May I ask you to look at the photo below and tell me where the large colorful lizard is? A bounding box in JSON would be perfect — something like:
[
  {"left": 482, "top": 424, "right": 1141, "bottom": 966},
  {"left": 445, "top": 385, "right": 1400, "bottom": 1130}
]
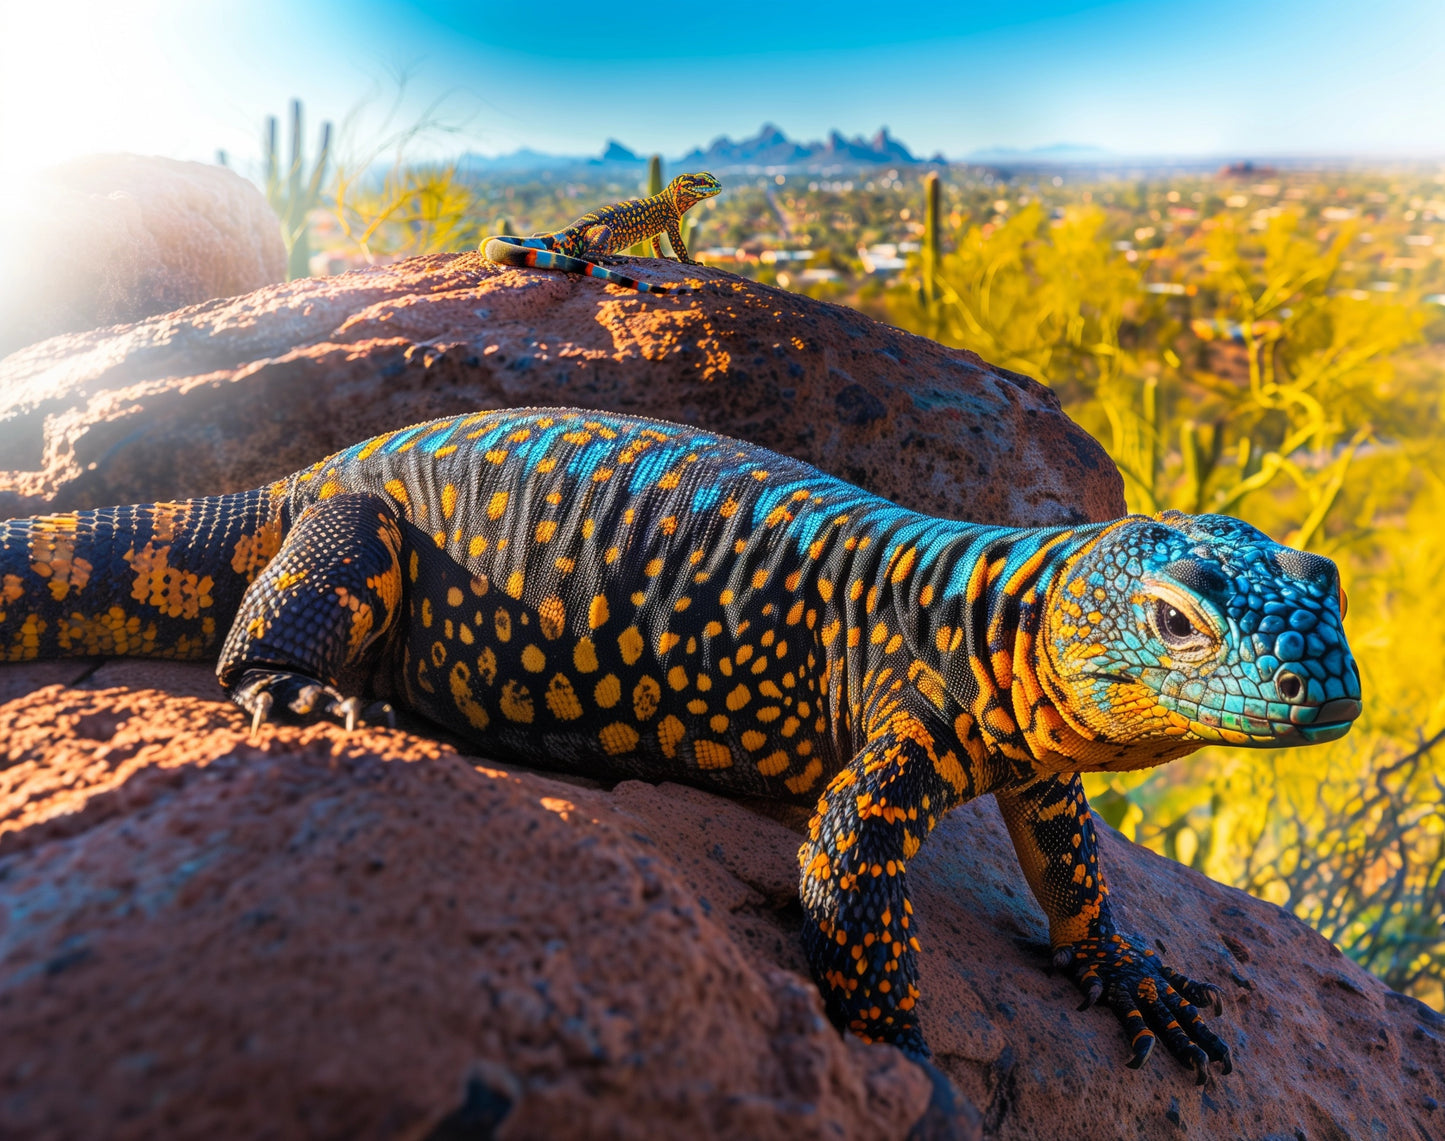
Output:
[
  {"left": 481, "top": 173, "right": 722, "bottom": 294},
  {"left": 0, "top": 407, "right": 1361, "bottom": 1083}
]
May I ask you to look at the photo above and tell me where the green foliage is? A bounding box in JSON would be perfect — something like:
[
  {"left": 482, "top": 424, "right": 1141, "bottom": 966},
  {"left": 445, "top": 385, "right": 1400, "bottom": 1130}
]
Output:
[
  {"left": 885, "top": 177, "right": 1445, "bottom": 1008},
  {"left": 331, "top": 162, "right": 483, "bottom": 262},
  {"left": 264, "top": 100, "right": 332, "bottom": 280}
]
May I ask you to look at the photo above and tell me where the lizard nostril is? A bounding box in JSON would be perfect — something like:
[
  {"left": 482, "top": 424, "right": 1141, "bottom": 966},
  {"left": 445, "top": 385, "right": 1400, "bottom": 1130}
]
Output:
[{"left": 1277, "top": 672, "right": 1303, "bottom": 701}]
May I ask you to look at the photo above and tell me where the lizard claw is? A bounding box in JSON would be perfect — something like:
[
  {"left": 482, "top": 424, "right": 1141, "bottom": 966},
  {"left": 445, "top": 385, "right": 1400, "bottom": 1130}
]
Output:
[
  {"left": 1055, "top": 924, "right": 1234, "bottom": 1079},
  {"left": 337, "top": 696, "right": 363, "bottom": 733},
  {"left": 249, "top": 691, "right": 273, "bottom": 744}
]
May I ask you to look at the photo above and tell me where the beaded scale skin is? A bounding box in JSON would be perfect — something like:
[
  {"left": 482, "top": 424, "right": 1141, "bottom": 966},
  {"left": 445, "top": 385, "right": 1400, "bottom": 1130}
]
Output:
[
  {"left": 0, "top": 407, "right": 1362, "bottom": 1082},
  {"left": 481, "top": 173, "right": 722, "bottom": 294}
]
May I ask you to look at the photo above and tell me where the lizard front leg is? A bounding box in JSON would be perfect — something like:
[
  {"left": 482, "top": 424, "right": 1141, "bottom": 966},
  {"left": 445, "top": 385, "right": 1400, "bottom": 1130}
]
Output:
[
  {"left": 798, "top": 727, "right": 943, "bottom": 1060},
  {"left": 218, "top": 493, "right": 403, "bottom": 735},
  {"left": 994, "top": 773, "right": 1232, "bottom": 1082},
  {"left": 667, "top": 220, "right": 699, "bottom": 265}
]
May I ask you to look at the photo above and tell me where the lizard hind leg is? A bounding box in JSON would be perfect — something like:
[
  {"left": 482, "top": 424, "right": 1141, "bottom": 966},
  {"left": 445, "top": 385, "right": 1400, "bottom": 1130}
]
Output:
[{"left": 219, "top": 493, "right": 404, "bottom": 733}]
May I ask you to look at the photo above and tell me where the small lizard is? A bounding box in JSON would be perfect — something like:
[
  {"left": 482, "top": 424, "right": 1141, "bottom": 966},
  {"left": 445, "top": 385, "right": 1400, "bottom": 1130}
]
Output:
[{"left": 481, "top": 172, "right": 722, "bottom": 294}]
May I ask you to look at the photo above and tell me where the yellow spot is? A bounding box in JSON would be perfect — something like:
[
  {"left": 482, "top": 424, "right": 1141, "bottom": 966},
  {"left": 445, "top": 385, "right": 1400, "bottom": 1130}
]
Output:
[
  {"left": 605, "top": 547, "right": 620, "bottom": 564},
  {"left": 633, "top": 675, "right": 662, "bottom": 721},
  {"left": 658, "top": 715, "right": 686, "bottom": 758},
  {"left": 499, "top": 680, "right": 534, "bottom": 723},
  {"left": 704, "top": 620, "right": 723, "bottom": 638},
  {"left": 658, "top": 631, "right": 681, "bottom": 654},
  {"left": 694, "top": 740, "right": 734, "bottom": 770},
  {"left": 446, "top": 586, "right": 465, "bottom": 608},
  {"left": 600, "top": 722, "right": 640, "bottom": 755},
  {"left": 535, "top": 520, "right": 557, "bottom": 542},
  {"left": 538, "top": 595, "right": 566, "bottom": 640},
  {"left": 588, "top": 594, "right": 610, "bottom": 628},
  {"left": 521, "top": 644, "right": 546, "bottom": 672},
  {"left": 574, "top": 637, "right": 599, "bottom": 673},
  {"left": 696, "top": 673, "right": 712, "bottom": 691},
  {"left": 726, "top": 684, "right": 751, "bottom": 711},
  {"left": 595, "top": 674, "right": 622, "bottom": 708},
  {"left": 487, "top": 491, "right": 509, "bottom": 519},
  {"left": 673, "top": 596, "right": 691, "bottom": 612},
  {"left": 545, "top": 674, "right": 583, "bottom": 720},
  {"left": 618, "top": 625, "right": 644, "bottom": 665},
  {"left": 668, "top": 665, "right": 689, "bottom": 690},
  {"left": 758, "top": 751, "right": 790, "bottom": 777},
  {"left": 631, "top": 591, "right": 646, "bottom": 606},
  {"left": 711, "top": 714, "right": 730, "bottom": 733},
  {"left": 720, "top": 588, "right": 735, "bottom": 605},
  {"left": 506, "top": 570, "right": 524, "bottom": 599},
  {"left": 441, "top": 483, "right": 458, "bottom": 520},
  {"left": 645, "top": 557, "right": 664, "bottom": 577},
  {"left": 494, "top": 608, "right": 512, "bottom": 641},
  {"left": 741, "top": 730, "right": 767, "bottom": 751},
  {"left": 757, "top": 706, "right": 782, "bottom": 722},
  {"left": 448, "top": 662, "right": 490, "bottom": 730},
  {"left": 468, "top": 536, "right": 488, "bottom": 557},
  {"left": 720, "top": 498, "right": 739, "bottom": 518},
  {"left": 786, "top": 759, "right": 824, "bottom": 794}
]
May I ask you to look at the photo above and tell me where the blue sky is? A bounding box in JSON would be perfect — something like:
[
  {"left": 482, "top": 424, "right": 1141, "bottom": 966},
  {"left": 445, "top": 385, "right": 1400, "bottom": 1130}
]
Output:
[{"left": 1, "top": 0, "right": 1442, "bottom": 180}]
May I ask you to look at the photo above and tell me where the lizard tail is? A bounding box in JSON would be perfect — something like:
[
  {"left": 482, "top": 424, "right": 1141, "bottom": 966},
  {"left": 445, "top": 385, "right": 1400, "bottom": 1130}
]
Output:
[
  {"left": 482, "top": 237, "right": 684, "bottom": 295},
  {"left": 0, "top": 491, "right": 284, "bottom": 663}
]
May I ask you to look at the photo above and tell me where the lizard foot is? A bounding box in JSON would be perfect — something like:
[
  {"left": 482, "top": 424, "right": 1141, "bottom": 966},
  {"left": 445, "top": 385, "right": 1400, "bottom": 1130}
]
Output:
[
  {"left": 230, "top": 668, "right": 394, "bottom": 736},
  {"left": 1053, "top": 927, "right": 1233, "bottom": 1083}
]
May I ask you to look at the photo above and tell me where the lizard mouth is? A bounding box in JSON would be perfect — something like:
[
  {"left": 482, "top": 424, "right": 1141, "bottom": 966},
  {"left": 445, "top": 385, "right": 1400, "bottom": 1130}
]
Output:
[{"left": 1184, "top": 697, "right": 1362, "bottom": 747}]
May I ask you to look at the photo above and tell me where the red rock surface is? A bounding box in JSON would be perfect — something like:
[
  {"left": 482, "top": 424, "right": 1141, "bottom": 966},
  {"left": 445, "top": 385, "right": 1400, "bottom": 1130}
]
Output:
[
  {"left": 0, "top": 662, "right": 935, "bottom": 1141},
  {"left": 3, "top": 661, "right": 1441, "bottom": 1140},
  {"left": 0, "top": 255, "right": 1123, "bottom": 525},
  {"left": 0, "top": 155, "right": 286, "bottom": 359}
]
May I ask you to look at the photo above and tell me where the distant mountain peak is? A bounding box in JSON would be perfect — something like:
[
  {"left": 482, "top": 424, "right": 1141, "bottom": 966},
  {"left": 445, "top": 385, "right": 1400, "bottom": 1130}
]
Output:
[{"left": 682, "top": 124, "right": 923, "bottom": 169}]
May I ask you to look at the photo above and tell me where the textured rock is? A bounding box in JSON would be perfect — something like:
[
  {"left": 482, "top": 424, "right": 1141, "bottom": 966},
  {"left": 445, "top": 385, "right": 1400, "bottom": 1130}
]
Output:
[
  {"left": 3, "top": 661, "right": 1441, "bottom": 1140},
  {"left": 0, "top": 256, "right": 1123, "bottom": 525},
  {"left": 0, "top": 663, "right": 935, "bottom": 1141},
  {"left": 0, "top": 154, "right": 285, "bottom": 360}
]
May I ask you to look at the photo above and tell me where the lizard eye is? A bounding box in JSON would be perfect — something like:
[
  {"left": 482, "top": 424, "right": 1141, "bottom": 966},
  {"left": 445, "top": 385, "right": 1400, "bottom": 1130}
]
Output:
[
  {"left": 1157, "top": 600, "right": 1195, "bottom": 641},
  {"left": 1150, "top": 597, "right": 1215, "bottom": 655}
]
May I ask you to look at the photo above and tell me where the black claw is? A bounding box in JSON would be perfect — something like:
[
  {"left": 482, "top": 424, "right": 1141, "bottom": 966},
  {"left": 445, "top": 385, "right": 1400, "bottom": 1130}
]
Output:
[
  {"left": 1194, "top": 1058, "right": 1209, "bottom": 1086},
  {"left": 1077, "top": 979, "right": 1104, "bottom": 1011},
  {"left": 1052, "top": 947, "right": 1075, "bottom": 970},
  {"left": 1127, "top": 1036, "right": 1155, "bottom": 1069}
]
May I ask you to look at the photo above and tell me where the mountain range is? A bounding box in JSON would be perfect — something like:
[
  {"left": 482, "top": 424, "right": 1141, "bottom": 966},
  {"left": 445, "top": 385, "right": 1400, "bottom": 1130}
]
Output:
[{"left": 458, "top": 124, "right": 948, "bottom": 175}]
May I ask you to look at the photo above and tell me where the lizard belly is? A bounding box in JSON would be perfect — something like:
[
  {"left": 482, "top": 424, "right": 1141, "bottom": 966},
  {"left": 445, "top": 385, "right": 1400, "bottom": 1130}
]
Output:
[{"left": 397, "top": 521, "right": 844, "bottom": 799}]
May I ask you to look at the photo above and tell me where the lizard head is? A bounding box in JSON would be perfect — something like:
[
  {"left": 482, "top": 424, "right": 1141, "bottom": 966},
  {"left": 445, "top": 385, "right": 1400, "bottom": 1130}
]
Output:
[
  {"left": 1036, "top": 511, "right": 1360, "bottom": 767},
  {"left": 669, "top": 172, "right": 722, "bottom": 211}
]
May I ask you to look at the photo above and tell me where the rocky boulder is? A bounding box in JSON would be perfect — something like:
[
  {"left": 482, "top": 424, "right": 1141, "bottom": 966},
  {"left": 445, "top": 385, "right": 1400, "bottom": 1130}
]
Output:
[
  {"left": 0, "top": 155, "right": 286, "bottom": 360},
  {"left": 2, "top": 660, "right": 1441, "bottom": 1140},
  {"left": 0, "top": 256, "right": 1122, "bottom": 525}
]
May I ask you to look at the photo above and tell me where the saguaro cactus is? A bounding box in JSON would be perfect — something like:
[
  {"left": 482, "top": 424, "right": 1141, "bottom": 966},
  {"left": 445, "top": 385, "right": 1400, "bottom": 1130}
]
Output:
[
  {"left": 922, "top": 171, "right": 941, "bottom": 303},
  {"left": 628, "top": 155, "right": 665, "bottom": 257},
  {"left": 265, "top": 99, "right": 333, "bottom": 280}
]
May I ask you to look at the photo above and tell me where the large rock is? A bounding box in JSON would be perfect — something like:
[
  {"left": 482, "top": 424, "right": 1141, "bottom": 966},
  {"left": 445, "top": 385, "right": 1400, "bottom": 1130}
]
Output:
[
  {"left": 2, "top": 661, "right": 1441, "bottom": 1140},
  {"left": 0, "top": 257, "right": 1123, "bottom": 524},
  {"left": 0, "top": 155, "right": 286, "bottom": 360}
]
